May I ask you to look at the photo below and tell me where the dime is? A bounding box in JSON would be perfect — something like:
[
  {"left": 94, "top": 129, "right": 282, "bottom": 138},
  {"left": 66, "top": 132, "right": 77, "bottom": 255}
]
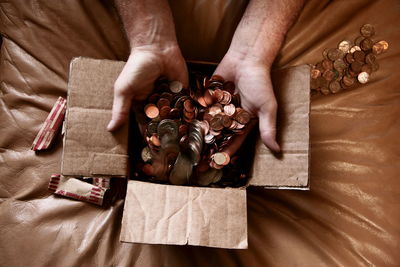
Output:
[
  {"left": 223, "top": 104, "right": 236, "bottom": 116},
  {"left": 212, "top": 152, "right": 230, "bottom": 166},
  {"left": 169, "top": 81, "right": 183, "bottom": 93},
  {"left": 360, "top": 24, "right": 375, "bottom": 37},
  {"left": 141, "top": 146, "right": 152, "bottom": 162},
  {"left": 357, "top": 72, "right": 370, "bottom": 84},
  {"left": 144, "top": 104, "right": 159, "bottom": 119},
  {"left": 338, "top": 40, "right": 352, "bottom": 53}
]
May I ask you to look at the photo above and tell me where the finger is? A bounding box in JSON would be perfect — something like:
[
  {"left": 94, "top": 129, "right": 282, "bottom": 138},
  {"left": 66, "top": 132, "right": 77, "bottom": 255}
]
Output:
[
  {"left": 258, "top": 101, "right": 280, "bottom": 152},
  {"left": 221, "top": 119, "right": 257, "bottom": 157},
  {"left": 107, "top": 83, "right": 133, "bottom": 131},
  {"left": 165, "top": 59, "right": 189, "bottom": 88}
]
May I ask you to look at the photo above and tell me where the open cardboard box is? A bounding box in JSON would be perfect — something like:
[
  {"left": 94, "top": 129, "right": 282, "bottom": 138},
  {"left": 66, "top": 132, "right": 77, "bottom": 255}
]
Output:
[{"left": 63, "top": 58, "right": 310, "bottom": 249}]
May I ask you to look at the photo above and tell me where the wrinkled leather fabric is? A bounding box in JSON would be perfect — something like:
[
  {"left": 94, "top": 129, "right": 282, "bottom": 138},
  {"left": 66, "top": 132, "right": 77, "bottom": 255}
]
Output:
[{"left": 0, "top": 0, "right": 399, "bottom": 266}]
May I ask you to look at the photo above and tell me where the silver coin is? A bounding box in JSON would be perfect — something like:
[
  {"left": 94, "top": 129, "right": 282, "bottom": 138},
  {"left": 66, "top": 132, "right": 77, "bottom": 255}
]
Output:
[
  {"left": 169, "top": 153, "right": 193, "bottom": 185},
  {"left": 157, "top": 119, "right": 178, "bottom": 139}
]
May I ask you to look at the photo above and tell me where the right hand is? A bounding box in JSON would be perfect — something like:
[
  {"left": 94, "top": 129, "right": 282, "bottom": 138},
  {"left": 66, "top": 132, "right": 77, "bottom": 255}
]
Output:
[{"left": 107, "top": 44, "right": 188, "bottom": 131}]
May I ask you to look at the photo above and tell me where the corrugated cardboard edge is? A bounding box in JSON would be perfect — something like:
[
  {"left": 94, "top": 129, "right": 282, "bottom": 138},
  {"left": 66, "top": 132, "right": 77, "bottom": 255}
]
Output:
[
  {"left": 120, "top": 181, "right": 248, "bottom": 249},
  {"left": 249, "top": 64, "right": 311, "bottom": 190}
]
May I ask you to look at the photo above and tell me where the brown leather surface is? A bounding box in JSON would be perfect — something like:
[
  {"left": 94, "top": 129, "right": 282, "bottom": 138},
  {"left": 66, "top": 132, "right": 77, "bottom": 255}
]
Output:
[{"left": 0, "top": 0, "right": 399, "bottom": 266}]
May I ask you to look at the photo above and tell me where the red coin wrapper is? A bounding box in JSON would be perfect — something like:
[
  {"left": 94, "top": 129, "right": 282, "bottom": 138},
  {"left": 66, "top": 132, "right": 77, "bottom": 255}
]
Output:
[{"left": 31, "top": 97, "right": 66, "bottom": 151}]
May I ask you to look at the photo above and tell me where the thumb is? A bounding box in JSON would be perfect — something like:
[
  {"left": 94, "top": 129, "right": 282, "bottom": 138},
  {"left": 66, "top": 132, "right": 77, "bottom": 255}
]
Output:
[
  {"left": 258, "top": 101, "right": 280, "bottom": 152},
  {"left": 107, "top": 79, "right": 134, "bottom": 131}
]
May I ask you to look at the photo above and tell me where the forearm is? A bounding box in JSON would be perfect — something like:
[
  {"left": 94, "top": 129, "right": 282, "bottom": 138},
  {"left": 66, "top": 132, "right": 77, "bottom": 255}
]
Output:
[
  {"left": 227, "top": 0, "right": 304, "bottom": 66},
  {"left": 114, "top": 0, "right": 178, "bottom": 49}
]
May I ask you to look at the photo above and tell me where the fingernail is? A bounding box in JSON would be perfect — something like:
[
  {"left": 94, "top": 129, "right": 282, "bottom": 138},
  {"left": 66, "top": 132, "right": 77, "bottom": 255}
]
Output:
[
  {"left": 107, "top": 120, "right": 115, "bottom": 131},
  {"left": 273, "top": 141, "right": 281, "bottom": 152}
]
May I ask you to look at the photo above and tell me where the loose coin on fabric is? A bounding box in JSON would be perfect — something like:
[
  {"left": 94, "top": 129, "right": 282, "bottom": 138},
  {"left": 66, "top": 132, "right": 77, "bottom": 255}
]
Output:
[
  {"left": 360, "top": 24, "right": 375, "bottom": 37},
  {"left": 350, "top": 46, "right": 361, "bottom": 53},
  {"left": 338, "top": 40, "right": 352, "bottom": 53},
  {"left": 357, "top": 72, "right": 370, "bottom": 84},
  {"left": 329, "top": 81, "right": 341, "bottom": 94}
]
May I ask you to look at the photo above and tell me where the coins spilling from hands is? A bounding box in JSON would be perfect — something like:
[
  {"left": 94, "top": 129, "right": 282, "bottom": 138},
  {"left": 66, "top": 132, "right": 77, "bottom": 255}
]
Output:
[
  {"left": 310, "top": 24, "right": 389, "bottom": 96},
  {"left": 137, "top": 74, "right": 252, "bottom": 186}
]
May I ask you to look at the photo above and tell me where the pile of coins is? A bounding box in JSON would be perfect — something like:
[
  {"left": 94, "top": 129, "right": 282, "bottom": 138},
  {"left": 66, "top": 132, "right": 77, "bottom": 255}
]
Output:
[
  {"left": 310, "top": 24, "right": 389, "bottom": 95},
  {"left": 136, "top": 74, "right": 252, "bottom": 186}
]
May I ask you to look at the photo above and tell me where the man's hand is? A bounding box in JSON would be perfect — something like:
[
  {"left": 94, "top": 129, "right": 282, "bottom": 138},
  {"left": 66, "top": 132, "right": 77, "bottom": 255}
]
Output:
[
  {"left": 215, "top": 0, "right": 304, "bottom": 151},
  {"left": 109, "top": 0, "right": 187, "bottom": 131},
  {"left": 107, "top": 45, "right": 187, "bottom": 131},
  {"left": 214, "top": 52, "right": 279, "bottom": 151}
]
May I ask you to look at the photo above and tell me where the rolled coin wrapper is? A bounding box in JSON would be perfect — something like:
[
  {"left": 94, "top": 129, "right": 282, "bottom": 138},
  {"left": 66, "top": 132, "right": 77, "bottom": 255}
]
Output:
[
  {"left": 31, "top": 97, "right": 66, "bottom": 151},
  {"left": 48, "top": 174, "right": 107, "bottom": 206}
]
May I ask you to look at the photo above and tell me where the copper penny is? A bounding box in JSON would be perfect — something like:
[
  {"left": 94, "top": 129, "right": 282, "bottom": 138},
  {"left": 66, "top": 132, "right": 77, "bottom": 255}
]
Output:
[
  {"left": 183, "top": 99, "right": 195, "bottom": 112},
  {"left": 144, "top": 104, "right": 159, "bottom": 119},
  {"left": 360, "top": 24, "right": 375, "bottom": 37},
  {"left": 223, "top": 81, "right": 235, "bottom": 94},
  {"left": 221, "top": 115, "right": 233, "bottom": 128},
  {"left": 210, "top": 75, "right": 224, "bottom": 83},
  {"left": 213, "top": 89, "right": 224, "bottom": 103},
  {"left": 322, "top": 69, "right": 334, "bottom": 81},
  {"left": 157, "top": 98, "right": 170, "bottom": 109},
  {"left": 361, "top": 64, "right": 372, "bottom": 74},
  {"left": 365, "top": 53, "right": 376, "bottom": 65},
  {"left": 220, "top": 91, "right": 232, "bottom": 105},
  {"left": 159, "top": 106, "right": 171, "bottom": 119},
  {"left": 209, "top": 104, "right": 223, "bottom": 115},
  {"left": 345, "top": 53, "right": 355, "bottom": 64},
  {"left": 150, "top": 134, "right": 161, "bottom": 147},
  {"left": 322, "top": 59, "right": 333, "bottom": 70},
  {"left": 235, "top": 109, "right": 251, "bottom": 124},
  {"left": 178, "top": 124, "right": 188, "bottom": 137},
  {"left": 360, "top": 38, "right": 373, "bottom": 51},
  {"left": 169, "top": 108, "right": 181, "bottom": 119},
  {"left": 329, "top": 81, "right": 341, "bottom": 94},
  {"left": 210, "top": 117, "right": 224, "bottom": 131},
  {"left": 320, "top": 86, "right": 330, "bottom": 95},
  {"left": 333, "top": 59, "right": 347, "bottom": 72},
  {"left": 342, "top": 75, "right": 355, "bottom": 87},
  {"left": 354, "top": 36, "right": 364, "bottom": 46},
  {"left": 204, "top": 90, "right": 214, "bottom": 106},
  {"left": 353, "top": 50, "right": 365, "bottom": 62},
  {"left": 327, "top": 48, "right": 341, "bottom": 61},
  {"left": 197, "top": 96, "right": 207, "bottom": 108},
  {"left": 311, "top": 68, "right": 321, "bottom": 79},
  {"left": 322, "top": 48, "right": 330, "bottom": 59},
  {"left": 350, "top": 61, "right": 363, "bottom": 73}
]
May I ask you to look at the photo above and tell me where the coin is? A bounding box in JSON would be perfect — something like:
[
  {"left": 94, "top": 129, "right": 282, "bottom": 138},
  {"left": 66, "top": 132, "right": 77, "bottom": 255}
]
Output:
[
  {"left": 345, "top": 53, "right": 355, "bottom": 64},
  {"left": 322, "top": 69, "right": 334, "bottom": 81},
  {"left": 360, "top": 38, "right": 373, "bottom": 51},
  {"left": 169, "top": 108, "right": 181, "bottom": 119},
  {"left": 150, "top": 134, "right": 161, "bottom": 147},
  {"left": 353, "top": 50, "right": 365, "bottom": 62},
  {"left": 178, "top": 124, "right": 188, "bottom": 137},
  {"left": 338, "top": 40, "right": 352, "bottom": 53},
  {"left": 159, "top": 106, "right": 171, "bottom": 119},
  {"left": 361, "top": 64, "right": 372, "bottom": 74},
  {"left": 141, "top": 146, "right": 152, "bottom": 162},
  {"left": 320, "top": 87, "right": 330, "bottom": 95},
  {"left": 365, "top": 53, "right": 376, "bottom": 65},
  {"left": 210, "top": 75, "right": 224, "bottom": 83},
  {"left": 327, "top": 48, "right": 341, "bottom": 61},
  {"left": 354, "top": 36, "right": 364, "bottom": 46},
  {"left": 322, "top": 48, "right": 330, "bottom": 59},
  {"left": 220, "top": 91, "right": 232, "bottom": 105},
  {"left": 157, "top": 98, "right": 170, "bottom": 109},
  {"left": 204, "top": 90, "right": 214, "bottom": 106},
  {"left": 195, "top": 168, "right": 223, "bottom": 186},
  {"left": 223, "top": 104, "right": 236, "bottom": 116},
  {"left": 377, "top": 40, "right": 389, "bottom": 51},
  {"left": 329, "top": 81, "right": 341, "bottom": 93},
  {"left": 209, "top": 104, "right": 223, "bottom": 115},
  {"left": 210, "top": 117, "right": 224, "bottom": 131},
  {"left": 334, "top": 59, "right": 347, "bottom": 72},
  {"left": 360, "top": 24, "right": 375, "bottom": 37},
  {"left": 183, "top": 99, "right": 195, "bottom": 112},
  {"left": 157, "top": 119, "right": 178, "bottom": 139},
  {"left": 235, "top": 109, "right": 251, "bottom": 124},
  {"left": 357, "top": 72, "right": 370, "bottom": 84},
  {"left": 372, "top": 42, "right": 385, "bottom": 55},
  {"left": 212, "top": 152, "right": 230, "bottom": 166},
  {"left": 214, "top": 89, "right": 224, "bottom": 103},
  {"left": 144, "top": 104, "right": 159, "bottom": 119},
  {"left": 350, "top": 46, "right": 361, "bottom": 53},
  {"left": 342, "top": 75, "right": 356, "bottom": 87},
  {"left": 204, "top": 134, "right": 215, "bottom": 144},
  {"left": 169, "top": 81, "right": 183, "bottom": 93},
  {"left": 147, "top": 121, "right": 159, "bottom": 136},
  {"left": 350, "top": 61, "right": 363, "bottom": 73},
  {"left": 310, "top": 68, "right": 321, "bottom": 79}
]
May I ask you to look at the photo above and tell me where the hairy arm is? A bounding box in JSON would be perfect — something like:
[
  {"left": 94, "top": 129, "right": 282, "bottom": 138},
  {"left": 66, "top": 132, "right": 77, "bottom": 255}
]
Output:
[
  {"left": 215, "top": 0, "right": 304, "bottom": 151},
  {"left": 108, "top": 0, "right": 187, "bottom": 131}
]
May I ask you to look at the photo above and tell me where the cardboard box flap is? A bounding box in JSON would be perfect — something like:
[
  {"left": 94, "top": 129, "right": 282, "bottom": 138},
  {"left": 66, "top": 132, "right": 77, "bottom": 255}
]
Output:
[
  {"left": 61, "top": 58, "right": 129, "bottom": 177},
  {"left": 250, "top": 65, "right": 310, "bottom": 188},
  {"left": 120, "top": 180, "right": 248, "bottom": 249}
]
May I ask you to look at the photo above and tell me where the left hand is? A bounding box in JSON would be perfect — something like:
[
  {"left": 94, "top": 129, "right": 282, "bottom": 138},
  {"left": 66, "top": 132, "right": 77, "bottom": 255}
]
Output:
[{"left": 214, "top": 51, "right": 280, "bottom": 152}]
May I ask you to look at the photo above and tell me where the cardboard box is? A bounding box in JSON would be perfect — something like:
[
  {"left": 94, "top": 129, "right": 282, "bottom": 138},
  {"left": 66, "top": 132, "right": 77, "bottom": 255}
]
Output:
[
  {"left": 64, "top": 58, "right": 310, "bottom": 249},
  {"left": 61, "top": 58, "right": 129, "bottom": 177}
]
